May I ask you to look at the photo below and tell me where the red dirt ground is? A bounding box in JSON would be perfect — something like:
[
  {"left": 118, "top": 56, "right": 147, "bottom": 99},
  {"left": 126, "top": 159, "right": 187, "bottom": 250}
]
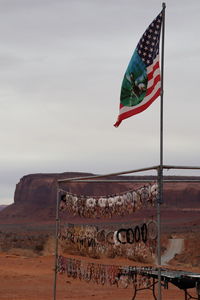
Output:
[{"left": 0, "top": 253, "right": 199, "bottom": 300}]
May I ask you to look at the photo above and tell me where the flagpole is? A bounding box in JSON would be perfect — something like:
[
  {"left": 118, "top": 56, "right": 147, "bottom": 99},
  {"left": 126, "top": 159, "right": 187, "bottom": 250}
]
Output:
[{"left": 157, "top": 2, "right": 166, "bottom": 300}]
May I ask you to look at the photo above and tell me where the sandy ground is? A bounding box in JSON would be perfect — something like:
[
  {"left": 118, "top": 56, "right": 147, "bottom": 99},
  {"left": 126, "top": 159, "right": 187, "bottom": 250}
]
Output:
[{"left": 0, "top": 253, "right": 198, "bottom": 300}]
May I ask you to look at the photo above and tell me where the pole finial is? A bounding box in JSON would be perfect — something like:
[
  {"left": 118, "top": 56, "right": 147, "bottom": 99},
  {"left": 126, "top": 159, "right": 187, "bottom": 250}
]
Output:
[{"left": 162, "top": 2, "right": 166, "bottom": 9}]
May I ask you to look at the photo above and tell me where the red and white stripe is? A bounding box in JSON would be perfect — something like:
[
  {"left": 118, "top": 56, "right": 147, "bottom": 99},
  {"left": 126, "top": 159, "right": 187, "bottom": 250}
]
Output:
[{"left": 114, "top": 55, "right": 161, "bottom": 127}]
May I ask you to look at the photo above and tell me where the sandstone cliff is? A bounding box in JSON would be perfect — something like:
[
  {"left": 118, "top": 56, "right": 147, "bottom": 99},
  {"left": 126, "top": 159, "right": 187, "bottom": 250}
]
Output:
[{"left": 0, "top": 172, "right": 200, "bottom": 224}]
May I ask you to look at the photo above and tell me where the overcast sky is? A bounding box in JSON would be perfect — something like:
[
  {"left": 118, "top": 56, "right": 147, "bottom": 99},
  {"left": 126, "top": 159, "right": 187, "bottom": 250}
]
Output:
[{"left": 0, "top": 0, "right": 200, "bottom": 205}]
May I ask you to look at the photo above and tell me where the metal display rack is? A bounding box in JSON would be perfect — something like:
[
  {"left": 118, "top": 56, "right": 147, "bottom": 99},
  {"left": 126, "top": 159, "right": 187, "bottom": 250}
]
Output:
[{"left": 53, "top": 164, "right": 200, "bottom": 300}]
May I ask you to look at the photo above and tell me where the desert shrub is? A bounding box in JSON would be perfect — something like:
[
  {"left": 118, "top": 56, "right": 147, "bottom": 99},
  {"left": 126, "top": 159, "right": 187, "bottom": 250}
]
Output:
[
  {"left": 35, "top": 244, "right": 44, "bottom": 252},
  {"left": 7, "top": 248, "right": 38, "bottom": 257}
]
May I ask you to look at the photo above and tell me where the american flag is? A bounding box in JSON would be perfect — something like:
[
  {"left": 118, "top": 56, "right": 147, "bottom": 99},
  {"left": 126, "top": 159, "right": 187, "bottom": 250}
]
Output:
[{"left": 114, "top": 12, "right": 163, "bottom": 127}]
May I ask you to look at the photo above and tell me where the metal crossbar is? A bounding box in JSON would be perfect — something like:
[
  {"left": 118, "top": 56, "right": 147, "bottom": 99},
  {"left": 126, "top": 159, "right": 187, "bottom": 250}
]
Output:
[{"left": 57, "top": 165, "right": 200, "bottom": 183}]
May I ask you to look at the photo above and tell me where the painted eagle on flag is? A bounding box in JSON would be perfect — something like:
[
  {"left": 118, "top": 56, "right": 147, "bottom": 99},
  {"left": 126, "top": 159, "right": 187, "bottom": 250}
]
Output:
[{"left": 114, "top": 12, "right": 163, "bottom": 127}]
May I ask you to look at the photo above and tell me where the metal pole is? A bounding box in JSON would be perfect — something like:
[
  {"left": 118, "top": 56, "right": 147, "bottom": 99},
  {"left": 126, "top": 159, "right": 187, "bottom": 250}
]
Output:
[
  {"left": 163, "top": 165, "right": 200, "bottom": 170},
  {"left": 57, "top": 164, "right": 200, "bottom": 184},
  {"left": 59, "top": 179, "right": 200, "bottom": 184},
  {"left": 53, "top": 188, "right": 60, "bottom": 300},
  {"left": 57, "top": 165, "right": 159, "bottom": 183},
  {"left": 157, "top": 167, "right": 162, "bottom": 300},
  {"left": 157, "top": 3, "right": 166, "bottom": 300}
]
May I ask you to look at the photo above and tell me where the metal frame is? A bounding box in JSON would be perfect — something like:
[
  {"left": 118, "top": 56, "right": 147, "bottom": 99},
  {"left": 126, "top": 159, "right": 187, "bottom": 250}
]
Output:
[
  {"left": 131, "top": 278, "right": 200, "bottom": 300},
  {"left": 53, "top": 164, "right": 200, "bottom": 300},
  {"left": 184, "top": 289, "right": 200, "bottom": 300}
]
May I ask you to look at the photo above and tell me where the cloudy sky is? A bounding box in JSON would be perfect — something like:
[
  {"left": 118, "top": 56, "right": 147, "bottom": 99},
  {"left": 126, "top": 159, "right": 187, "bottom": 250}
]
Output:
[{"left": 0, "top": 0, "right": 200, "bottom": 205}]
